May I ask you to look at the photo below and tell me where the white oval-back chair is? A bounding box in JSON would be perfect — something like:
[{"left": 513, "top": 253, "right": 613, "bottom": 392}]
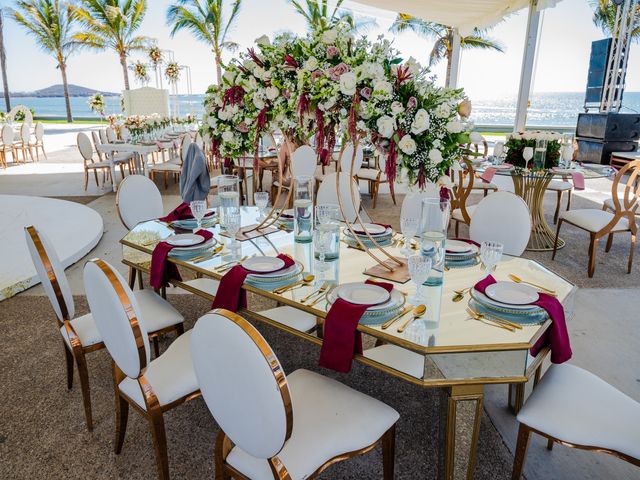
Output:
[
  {"left": 106, "top": 126, "right": 117, "bottom": 143},
  {"left": 469, "top": 191, "right": 531, "bottom": 256},
  {"left": 191, "top": 309, "right": 399, "bottom": 480},
  {"left": 84, "top": 259, "right": 199, "bottom": 480},
  {"left": 25, "top": 226, "right": 185, "bottom": 432},
  {"left": 78, "top": 132, "right": 111, "bottom": 190},
  {"left": 271, "top": 144, "right": 317, "bottom": 205},
  {"left": 317, "top": 172, "right": 362, "bottom": 223},
  {"left": 33, "top": 121, "right": 47, "bottom": 160},
  {"left": 0, "top": 124, "right": 16, "bottom": 167}
]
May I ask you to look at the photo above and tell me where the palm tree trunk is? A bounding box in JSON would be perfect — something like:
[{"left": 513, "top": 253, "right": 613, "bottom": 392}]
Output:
[
  {"left": 120, "top": 53, "right": 130, "bottom": 90},
  {"left": 59, "top": 62, "right": 73, "bottom": 123},
  {"left": 445, "top": 48, "right": 452, "bottom": 88},
  {"left": 215, "top": 52, "right": 222, "bottom": 85},
  {"left": 0, "top": 12, "right": 10, "bottom": 112}
]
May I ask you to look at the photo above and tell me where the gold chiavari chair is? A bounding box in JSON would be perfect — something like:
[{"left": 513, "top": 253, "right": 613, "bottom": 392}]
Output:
[
  {"left": 450, "top": 159, "right": 477, "bottom": 236},
  {"left": 552, "top": 159, "right": 639, "bottom": 277},
  {"left": 466, "top": 139, "right": 498, "bottom": 197},
  {"left": 356, "top": 151, "right": 396, "bottom": 209}
]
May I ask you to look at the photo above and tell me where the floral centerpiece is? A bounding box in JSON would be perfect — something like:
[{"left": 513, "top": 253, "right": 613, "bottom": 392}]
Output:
[
  {"left": 505, "top": 130, "right": 562, "bottom": 169},
  {"left": 148, "top": 46, "right": 163, "bottom": 66},
  {"left": 88, "top": 93, "right": 106, "bottom": 117},
  {"left": 133, "top": 61, "right": 149, "bottom": 85},
  {"left": 202, "top": 22, "right": 473, "bottom": 190},
  {"left": 165, "top": 62, "right": 180, "bottom": 83}
]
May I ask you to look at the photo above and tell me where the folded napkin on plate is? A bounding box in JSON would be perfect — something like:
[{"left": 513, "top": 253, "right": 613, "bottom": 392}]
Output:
[
  {"left": 159, "top": 202, "right": 215, "bottom": 223},
  {"left": 211, "top": 254, "right": 295, "bottom": 312},
  {"left": 150, "top": 229, "right": 213, "bottom": 289},
  {"left": 319, "top": 279, "right": 394, "bottom": 373},
  {"left": 447, "top": 237, "right": 480, "bottom": 252},
  {"left": 481, "top": 167, "right": 497, "bottom": 183},
  {"left": 351, "top": 223, "right": 392, "bottom": 235},
  {"left": 474, "top": 275, "right": 572, "bottom": 363},
  {"left": 571, "top": 172, "right": 585, "bottom": 191}
]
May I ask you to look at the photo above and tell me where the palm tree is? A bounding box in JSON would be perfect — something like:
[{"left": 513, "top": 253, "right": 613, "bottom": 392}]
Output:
[
  {"left": 166, "top": 0, "right": 241, "bottom": 85},
  {"left": 288, "top": 0, "right": 376, "bottom": 33},
  {"left": 390, "top": 14, "right": 504, "bottom": 87},
  {"left": 589, "top": 0, "right": 640, "bottom": 40},
  {"left": 10, "top": 0, "right": 77, "bottom": 122},
  {"left": 0, "top": 9, "right": 11, "bottom": 112},
  {"left": 72, "top": 0, "right": 151, "bottom": 90}
]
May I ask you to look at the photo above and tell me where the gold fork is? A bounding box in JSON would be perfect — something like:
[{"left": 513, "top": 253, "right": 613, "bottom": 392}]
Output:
[
  {"left": 301, "top": 282, "right": 328, "bottom": 303},
  {"left": 309, "top": 285, "right": 336, "bottom": 307},
  {"left": 466, "top": 307, "right": 516, "bottom": 332}
]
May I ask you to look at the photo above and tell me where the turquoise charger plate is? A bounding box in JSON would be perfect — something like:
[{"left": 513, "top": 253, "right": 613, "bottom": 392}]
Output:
[{"left": 468, "top": 298, "right": 548, "bottom": 325}]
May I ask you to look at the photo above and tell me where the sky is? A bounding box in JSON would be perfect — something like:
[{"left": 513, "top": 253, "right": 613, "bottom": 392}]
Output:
[{"left": 1, "top": 0, "right": 638, "bottom": 100}]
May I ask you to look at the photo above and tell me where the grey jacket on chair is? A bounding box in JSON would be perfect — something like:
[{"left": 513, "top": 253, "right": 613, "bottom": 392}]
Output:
[{"left": 180, "top": 143, "right": 210, "bottom": 202}]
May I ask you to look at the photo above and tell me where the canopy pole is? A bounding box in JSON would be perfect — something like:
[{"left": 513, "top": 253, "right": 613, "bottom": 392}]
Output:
[
  {"left": 514, "top": 0, "right": 541, "bottom": 132},
  {"left": 447, "top": 28, "right": 462, "bottom": 89}
]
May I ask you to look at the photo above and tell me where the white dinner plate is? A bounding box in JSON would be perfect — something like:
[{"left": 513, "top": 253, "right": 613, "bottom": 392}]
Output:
[
  {"left": 446, "top": 240, "right": 473, "bottom": 254},
  {"left": 328, "top": 286, "right": 402, "bottom": 311},
  {"left": 470, "top": 289, "right": 544, "bottom": 314},
  {"left": 166, "top": 233, "right": 204, "bottom": 247},
  {"left": 351, "top": 223, "right": 388, "bottom": 235},
  {"left": 242, "top": 256, "right": 285, "bottom": 273},
  {"left": 169, "top": 237, "right": 217, "bottom": 253},
  {"left": 485, "top": 282, "right": 539, "bottom": 305},
  {"left": 336, "top": 282, "right": 390, "bottom": 306}
]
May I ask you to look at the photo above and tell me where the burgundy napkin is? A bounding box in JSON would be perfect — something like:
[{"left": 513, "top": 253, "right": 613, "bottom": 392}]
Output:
[
  {"left": 571, "top": 172, "right": 585, "bottom": 191},
  {"left": 474, "top": 275, "right": 572, "bottom": 363},
  {"left": 352, "top": 223, "right": 392, "bottom": 235},
  {"left": 481, "top": 167, "right": 496, "bottom": 183},
  {"left": 211, "top": 254, "right": 295, "bottom": 312},
  {"left": 150, "top": 229, "right": 213, "bottom": 289},
  {"left": 159, "top": 202, "right": 214, "bottom": 222},
  {"left": 447, "top": 237, "right": 480, "bottom": 253},
  {"left": 319, "top": 279, "right": 394, "bottom": 373}
]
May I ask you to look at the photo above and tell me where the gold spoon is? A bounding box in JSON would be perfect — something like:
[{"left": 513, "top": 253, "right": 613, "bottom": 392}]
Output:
[
  {"left": 274, "top": 274, "right": 315, "bottom": 294},
  {"left": 381, "top": 305, "right": 413, "bottom": 330},
  {"left": 508, "top": 274, "right": 557, "bottom": 296},
  {"left": 397, "top": 304, "right": 427, "bottom": 333}
]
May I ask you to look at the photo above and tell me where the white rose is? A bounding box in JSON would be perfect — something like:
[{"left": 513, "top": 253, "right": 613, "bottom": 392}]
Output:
[
  {"left": 398, "top": 134, "right": 416, "bottom": 155},
  {"left": 429, "top": 149, "right": 443, "bottom": 165},
  {"left": 469, "top": 132, "right": 483, "bottom": 144},
  {"left": 218, "top": 109, "right": 229, "bottom": 121},
  {"left": 255, "top": 34, "right": 270, "bottom": 46},
  {"left": 356, "top": 120, "right": 367, "bottom": 131},
  {"left": 207, "top": 117, "right": 217, "bottom": 128},
  {"left": 390, "top": 101, "right": 404, "bottom": 116},
  {"left": 243, "top": 59, "right": 256, "bottom": 72},
  {"left": 321, "top": 29, "right": 338, "bottom": 44},
  {"left": 405, "top": 56, "right": 422, "bottom": 76},
  {"left": 446, "top": 120, "right": 462, "bottom": 133},
  {"left": 376, "top": 115, "right": 396, "bottom": 138},
  {"left": 222, "top": 70, "right": 236, "bottom": 84},
  {"left": 411, "top": 108, "right": 430, "bottom": 134},
  {"left": 304, "top": 56, "right": 319, "bottom": 71},
  {"left": 253, "top": 93, "right": 265, "bottom": 110},
  {"left": 372, "top": 80, "right": 393, "bottom": 99},
  {"left": 359, "top": 101, "right": 371, "bottom": 119},
  {"left": 244, "top": 75, "right": 257, "bottom": 92},
  {"left": 339, "top": 71, "right": 357, "bottom": 96},
  {"left": 435, "top": 103, "right": 451, "bottom": 118},
  {"left": 253, "top": 66, "right": 266, "bottom": 80},
  {"left": 265, "top": 86, "right": 279, "bottom": 101},
  {"left": 438, "top": 175, "right": 453, "bottom": 188},
  {"left": 222, "top": 130, "right": 234, "bottom": 143}
]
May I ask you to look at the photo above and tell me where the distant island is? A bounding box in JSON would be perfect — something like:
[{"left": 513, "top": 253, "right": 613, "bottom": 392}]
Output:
[{"left": 1, "top": 84, "right": 119, "bottom": 98}]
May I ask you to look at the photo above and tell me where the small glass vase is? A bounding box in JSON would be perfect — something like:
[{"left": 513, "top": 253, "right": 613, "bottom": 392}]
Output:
[
  {"left": 534, "top": 139, "right": 547, "bottom": 171},
  {"left": 293, "top": 175, "right": 314, "bottom": 243},
  {"left": 420, "top": 197, "right": 450, "bottom": 286},
  {"left": 217, "top": 175, "right": 240, "bottom": 229}
]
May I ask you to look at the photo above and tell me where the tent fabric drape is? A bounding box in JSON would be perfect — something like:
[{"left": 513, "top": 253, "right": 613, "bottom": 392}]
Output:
[{"left": 351, "top": 0, "right": 561, "bottom": 35}]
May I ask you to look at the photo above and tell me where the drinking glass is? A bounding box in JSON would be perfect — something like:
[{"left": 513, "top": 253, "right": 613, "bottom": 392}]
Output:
[
  {"left": 293, "top": 175, "right": 314, "bottom": 243},
  {"left": 314, "top": 227, "right": 333, "bottom": 273},
  {"left": 480, "top": 241, "right": 504, "bottom": 278},
  {"left": 420, "top": 198, "right": 450, "bottom": 286},
  {"left": 316, "top": 204, "right": 340, "bottom": 225},
  {"left": 224, "top": 209, "right": 241, "bottom": 254},
  {"left": 534, "top": 139, "right": 547, "bottom": 170},
  {"left": 493, "top": 141, "right": 505, "bottom": 165},
  {"left": 217, "top": 175, "right": 240, "bottom": 229},
  {"left": 254, "top": 192, "right": 269, "bottom": 221},
  {"left": 522, "top": 147, "right": 534, "bottom": 166},
  {"left": 407, "top": 255, "right": 432, "bottom": 304},
  {"left": 561, "top": 145, "right": 574, "bottom": 169},
  {"left": 400, "top": 216, "right": 419, "bottom": 257},
  {"left": 189, "top": 200, "right": 206, "bottom": 232}
]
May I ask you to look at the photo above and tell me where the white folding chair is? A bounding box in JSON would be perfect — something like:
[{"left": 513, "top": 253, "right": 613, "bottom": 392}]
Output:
[
  {"left": 191, "top": 309, "right": 399, "bottom": 480},
  {"left": 84, "top": 258, "right": 199, "bottom": 480}
]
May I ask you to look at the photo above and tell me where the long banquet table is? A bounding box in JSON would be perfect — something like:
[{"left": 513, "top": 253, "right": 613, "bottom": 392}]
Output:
[{"left": 120, "top": 206, "right": 576, "bottom": 480}]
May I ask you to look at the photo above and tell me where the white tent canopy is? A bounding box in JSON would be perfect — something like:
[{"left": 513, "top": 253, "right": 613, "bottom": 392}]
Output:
[{"left": 352, "top": 0, "right": 560, "bottom": 35}]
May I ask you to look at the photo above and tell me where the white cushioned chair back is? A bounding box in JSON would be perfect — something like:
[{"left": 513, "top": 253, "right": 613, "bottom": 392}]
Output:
[
  {"left": 290, "top": 145, "right": 317, "bottom": 178},
  {"left": 470, "top": 191, "right": 531, "bottom": 256},
  {"left": 117, "top": 175, "right": 164, "bottom": 229},
  {"left": 120, "top": 126, "right": 130, "bottom": 142},
  {"left": 106, "top": 127, "right": 117, "bottom": 143},
  {"left": 24, "top": 226, "right": 75, "bottom": 322},
  {"left": 180, "top": 134, "right": 193, "bottom": 163},
  {"left": 401, "top": 192, "right": 432, "bottom": 220},
  {"left": 35, "top": 122, "right": 44, "bottom": 141},
  {"left": 1, "top": 124, "right": 13, "bottom": 144},
  {"left": 91, "top": 130, "right": 102, "bottom": 147},
  {"left": 261, "top": 134, "right": 275, "bottom": 150},
  {"left": 20, "top": 123, "right": 30, "bottom": 143},
  {"left": 317, "top": 172, "right": 361, "bottom": 222},
  {"left": 339, "top": 144, "right": 364, "bottom": 175},
  {"left": 84, "top": 259, "right": 150, "bottom": 378},
  {"left": 194, "top": 131, "right": 204, "bottom": 150},
  {"left": 192, "top": 311, "right": 290, "bottom": 459},
  {"left": 77, "top": 133, "right": 94, "bottom": 162},
  {"left": 99, "top": 129, "right": 108, "bottom": 144}
]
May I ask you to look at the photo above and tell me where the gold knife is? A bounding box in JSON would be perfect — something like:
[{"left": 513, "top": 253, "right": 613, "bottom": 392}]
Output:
[
  {"left": 309, "top": 285, "right": 336, "bottom": 307},
  {"left": 381, "top": 305, "right": 412, "bottom": 330}
]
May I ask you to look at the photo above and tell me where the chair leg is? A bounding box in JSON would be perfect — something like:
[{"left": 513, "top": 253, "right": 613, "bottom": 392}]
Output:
[
  {"left": 75, "top": 351, "right": 94, "bottom": 431},
  {"left": 588, "top": 234, "right": 598, "bottom": 278},
  {"left": 137, "top": 270, "right": 144, "bottom": 290},
  {"left": 546, "top": 438, "right": 554, "bottom": 451},
  {"left": 114, "top": 392, "right": 129, "bottom": 454},
  {"left": 390, "top": 184, "right": 397, "bottom": 205},
  {"left": 566, "top": 190, "right": 572, "bottom": 211},
  {"left": 628, "top": 233, "right": 636, "bottom": 274},
  {"left": 553, "top": 190, "right": 563, "bottom": 224},
  {"left": 84, "top": 170, "right": 89, "bottom": 191},
  {"left": 64, "top": 343, "right": 74, "bottom": 390},
  {"left": 215, "top": 432, "right": 233, "bottom": 480},
  {"left": 148, "top": 409, "right": 170, "bottom": 480},
  {"left": 605, "top": 233, "right": 614, "bottom": 252},
  {"left": 551, "top": 220, "right": 563, "bottom": 260},
  {"left": 511, "top": 424, "right": 532, "bottom": 480},
  {"left": 152, "top": 336, "right": 160, "bottom": 358},
  {"left": 128, "top": 266, "right": 136, "bottom": 289},
  {"left": 382, "top": 424, "right": 396, "bottom": 480},
  {"left": 93, "top": 170, "right": 99, "bottom": 187}
]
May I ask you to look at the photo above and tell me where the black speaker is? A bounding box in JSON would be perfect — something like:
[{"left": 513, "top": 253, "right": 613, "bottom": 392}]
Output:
[
  {"left": 577, "top": 138, "right": 637, "bottom": 164},
  {"left": 585, "top": 39, "right": 612, "bottom": 107},
  {"left": 576, "top": 113, "right": 640, "bottom": 141}
]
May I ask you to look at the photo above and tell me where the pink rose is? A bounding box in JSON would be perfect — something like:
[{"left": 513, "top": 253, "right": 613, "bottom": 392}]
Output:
[
  {"left": 283, "top": 89, "right": 291, "bottom": 99},
  {"left": 407, "top": 96, "right": 418, "bottom": 110},
  {"left": 334, "top": 62, "right": 349, "bottom": 76},
  {"left": 311, "top": 70, "right": 324, "bottom": 81},
  {"left": 236, "top": 122, "right": 249, "bottom": 133},
  {"left": 326, "top": 46, "right": 339, "bottom": 58},
  {"left": 327, "top": 67, "right": 340, "bottom": 81},
  {"left": 360, "top": 87, "right": 372, "bottom": 100}
]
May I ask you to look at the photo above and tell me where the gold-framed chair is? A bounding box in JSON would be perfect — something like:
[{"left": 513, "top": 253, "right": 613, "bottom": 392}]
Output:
[
  {"left": 84, "top": 259, "right": 199, "bottom": 480},
  {"left": 356, "top": 152, "right": 397, "bottom": 209},
  {"left": 450, "top": 160, "right": 477, "bottom": 236},
  {"left": 467, "top": 139, "right": 498, "bottom": 197},
  {"left": 78, "top": 132, "right": 112, "bottom": 190},
  {"left": 191, "top": 309, "right": 399, "bottom": 480},
  {"left": 552, "top": 160, "right": 639, "bottom": 277},
  {"left": 31, "top": 121, "right": 47, "bottom": 161}
]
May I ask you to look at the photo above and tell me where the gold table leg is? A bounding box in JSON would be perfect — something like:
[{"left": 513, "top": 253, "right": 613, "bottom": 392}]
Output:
[
  {"left": 512, "top": 173, "right": 566, "bottom": 252},
  {"left": 438, "top": 384, "right": 484, "bottom": 480}
]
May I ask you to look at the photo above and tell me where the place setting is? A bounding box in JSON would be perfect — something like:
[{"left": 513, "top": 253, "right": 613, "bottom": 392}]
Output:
[
  {"left": 445, "top": 238, "right": 481, "bottom": 269},
  {"left": 159, "top": 200, "right": 217, "bottom": 231},
  {"left": 342, "top": 222, "right": 394, "bottom": 249}
]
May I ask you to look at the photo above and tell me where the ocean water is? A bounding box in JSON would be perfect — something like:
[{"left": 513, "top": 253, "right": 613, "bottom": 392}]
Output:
[{"left": 6, "top": 91, "right": 640, "bottom": 128}]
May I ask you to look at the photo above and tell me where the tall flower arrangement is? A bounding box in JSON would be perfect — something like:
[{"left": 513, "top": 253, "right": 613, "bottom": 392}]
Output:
[
  {"left": 133, "top": 61, "right": 149, "bottom": 85},
  {"left": 202, "top": 22, "right": 473, "bottom": 188},
  {"left": 88, "top": 92, "right": 106, "bottom": 119}
]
